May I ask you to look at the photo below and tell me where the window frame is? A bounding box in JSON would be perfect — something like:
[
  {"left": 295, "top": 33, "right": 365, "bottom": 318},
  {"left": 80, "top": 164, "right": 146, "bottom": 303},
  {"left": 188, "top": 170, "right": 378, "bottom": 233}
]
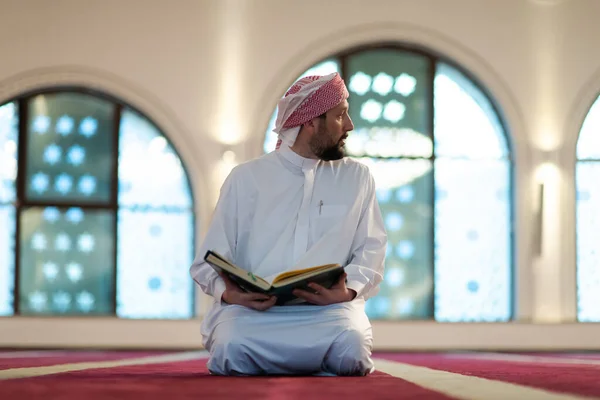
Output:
[
  {"left": 3, "top": 86, "right": 197, "bottom": 319},
  {"left": 264, "top": 43, "right": 516, "bottom": 321}
]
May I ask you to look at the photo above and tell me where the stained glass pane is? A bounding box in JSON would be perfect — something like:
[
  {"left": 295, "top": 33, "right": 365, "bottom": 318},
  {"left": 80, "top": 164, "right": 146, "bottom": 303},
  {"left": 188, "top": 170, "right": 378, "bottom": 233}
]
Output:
[
  {"left": 263, "top": 60, "right": 340, "bottom": 153},
  {"left": 434, "top": 63, "right": 508, "bottom": 159},
  {"left": 0, "top": 206, "right": 16, "bottom": 316},
  {"left": 434, "top": 158, "right": 511, "bottom": 322},
  {"left": 345, "top": 50, "right": 432, "bottom": 158},
  {"left": 577, "top": 97, "right": 600, "bottom": 160},
  {"left": 358, "top": 158, "right": 433, "bottom": 320},
  {"left": 116, "top": 208, "right": 194, "bottom": 319},
  {"left": 18, "top": 207, "right": 115, "bottom": 315},
  {"left": 25, "top": 93, "right": 115, "bottom": 203},
  {"left": 118, "top": 108, "right": 192, "bottom": 208},
  {"left": 0, "top": 102, "right": 17, "bottom": 316},
  {"left": 0, "top": 102, "right": 18, "bottom": 203},
  {"left": 576, "top": 161, "right": 600, "bottom": 322}
]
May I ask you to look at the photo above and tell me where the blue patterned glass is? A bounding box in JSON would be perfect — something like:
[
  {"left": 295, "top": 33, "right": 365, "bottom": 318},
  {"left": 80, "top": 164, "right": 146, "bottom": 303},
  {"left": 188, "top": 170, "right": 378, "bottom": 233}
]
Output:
[
  {"left": 25, "top": 93, "right": 115, "bottom": 203},
  {"left": 577, "top": 97, "right": 600, "bottom": 160},
  {"left": 433, "top": 158, "right": 512, "bottom": 322},
  {"left": 434, "top": 63, "right": 508, "bottom": 159},
  {"left": 0, "top": 206, "right": 15, "bottom": 316},
  {"left": 344, "top": 50, "right": 435, "bottom": 320},
  {"left": 118, "top": 108, "right": 192, "bottom": 208},
  {"left": 18, "top": 207, "right": 115, "bottom": 315},
  {"left": 432, "top": 62, "right": 512, "bottom": 322},
  {"left": 576, "top": 95, "right": 600, "bottom": 322},
  {"left": 116, "top": 208, "right": 194, "bottom": 319},
  {"left": 0, "top": 102, "right": 17, "bottom": 316},
  {"left": 345, "top": 50, "right": 432, "bottom": 158},
  {"left": 0, "top": 102, "right": 18, "bottom": 203},
  {"left": 263, "top": 60, "right": 340, "bottom": 153},
  {"left": 117, "top": 108, "right": 195, "bottom": 319},
  {"left": 576, "top": 161, "right": 600, "bottom": 322},
  {"left": 358, "top": 158, "right": 433, "bottom": 320}
]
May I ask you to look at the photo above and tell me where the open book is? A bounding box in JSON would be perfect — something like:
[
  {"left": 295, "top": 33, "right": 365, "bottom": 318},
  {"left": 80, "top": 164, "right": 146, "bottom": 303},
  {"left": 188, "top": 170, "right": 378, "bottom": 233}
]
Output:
[{"left": 204, "top": 250, "right": 345, "bottom": 306}]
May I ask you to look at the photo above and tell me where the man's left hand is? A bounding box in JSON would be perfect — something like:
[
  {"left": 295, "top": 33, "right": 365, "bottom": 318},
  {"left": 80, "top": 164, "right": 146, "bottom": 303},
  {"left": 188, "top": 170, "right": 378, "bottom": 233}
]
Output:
[{"left": 292, "top": 272, "right": 356, "bottom": 305}]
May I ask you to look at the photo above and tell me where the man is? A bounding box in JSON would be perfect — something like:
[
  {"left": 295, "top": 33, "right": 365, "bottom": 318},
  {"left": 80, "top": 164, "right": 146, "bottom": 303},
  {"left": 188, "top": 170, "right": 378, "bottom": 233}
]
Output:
[{"left": 190, "top": 72, "right": 387, "bottom": 376}]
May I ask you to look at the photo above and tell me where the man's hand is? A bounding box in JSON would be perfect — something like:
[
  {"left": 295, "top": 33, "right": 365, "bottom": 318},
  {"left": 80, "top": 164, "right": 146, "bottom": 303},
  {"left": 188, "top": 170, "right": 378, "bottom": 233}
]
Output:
[
  {"left": 219, "top": 273, "right": 277, "bottom": 311},
  {"left": 292, "top": 272, "right": 356, "bottom": 306}
]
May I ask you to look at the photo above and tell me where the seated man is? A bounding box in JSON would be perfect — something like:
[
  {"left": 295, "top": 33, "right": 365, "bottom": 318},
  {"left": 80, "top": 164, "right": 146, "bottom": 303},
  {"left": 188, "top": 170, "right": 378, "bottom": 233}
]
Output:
[{"left": 190, "top": 72, "right": 387, "bottom": 376}]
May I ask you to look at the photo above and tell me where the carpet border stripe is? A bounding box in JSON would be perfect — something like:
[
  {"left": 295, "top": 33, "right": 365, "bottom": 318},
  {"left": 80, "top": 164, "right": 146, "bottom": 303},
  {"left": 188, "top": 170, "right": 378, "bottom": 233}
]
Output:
[
  {"left": 0, "top": 351, "right": 209, "bottom": 380},
  {"left": 446, "top": 352, "right": 600, "bottom": 367},
  {"left": 373, "top": 358, "right": 598, "bottom": 400},
  {"left": 0, "top": 350, "right": 71, "bottom": 359}
]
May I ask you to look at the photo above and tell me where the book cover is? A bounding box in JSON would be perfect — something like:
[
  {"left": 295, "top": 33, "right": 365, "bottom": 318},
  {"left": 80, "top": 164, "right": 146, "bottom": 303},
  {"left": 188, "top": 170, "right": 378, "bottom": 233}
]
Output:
[{"left": 204, "top": 250, "right": 344, "bottom": 306}]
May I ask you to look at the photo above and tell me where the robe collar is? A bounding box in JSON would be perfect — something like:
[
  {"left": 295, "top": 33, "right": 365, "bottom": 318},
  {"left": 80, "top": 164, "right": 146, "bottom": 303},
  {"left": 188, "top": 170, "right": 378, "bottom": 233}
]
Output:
[{"left": 277, "top": 145, "right": 320, "bottom": 172}]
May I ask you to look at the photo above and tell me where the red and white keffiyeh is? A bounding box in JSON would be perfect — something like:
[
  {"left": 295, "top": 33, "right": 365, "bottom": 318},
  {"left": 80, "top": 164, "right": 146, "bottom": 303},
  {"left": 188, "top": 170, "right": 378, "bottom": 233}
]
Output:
[{"left": 273, "top": 73, "right": 349, "bottom": 149}]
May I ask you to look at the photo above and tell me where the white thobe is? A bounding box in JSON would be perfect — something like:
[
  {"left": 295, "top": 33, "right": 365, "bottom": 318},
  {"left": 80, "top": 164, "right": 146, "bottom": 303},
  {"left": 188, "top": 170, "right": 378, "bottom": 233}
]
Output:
[{"left": 190, "top": 145, "right": 387, "bottom": 376}]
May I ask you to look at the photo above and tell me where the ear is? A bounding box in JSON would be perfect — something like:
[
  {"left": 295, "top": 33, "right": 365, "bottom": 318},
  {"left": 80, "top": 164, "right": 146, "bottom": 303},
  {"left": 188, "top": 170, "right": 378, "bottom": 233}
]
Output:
[
  {"left": 305, "top": 118, "right": 317, "bottom": 128},
  {"left": 302, "top": 118, "right": 319, "bottom": 136}
]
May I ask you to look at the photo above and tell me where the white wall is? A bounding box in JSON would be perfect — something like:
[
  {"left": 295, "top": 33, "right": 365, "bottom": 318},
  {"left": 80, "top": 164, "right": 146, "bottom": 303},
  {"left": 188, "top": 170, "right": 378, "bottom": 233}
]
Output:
[{"left": 1, "top": 0, "right": 599, "bottom": 350}]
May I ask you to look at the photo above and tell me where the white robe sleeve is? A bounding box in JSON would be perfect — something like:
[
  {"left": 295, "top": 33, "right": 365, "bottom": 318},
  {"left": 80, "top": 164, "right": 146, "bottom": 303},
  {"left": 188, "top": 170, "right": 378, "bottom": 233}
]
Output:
[
  {"left": 189, "top": 169, "right": 240, "bottom": 302},
  {"left": 345, "top": 171, "right": 387, "bottom": 300}
]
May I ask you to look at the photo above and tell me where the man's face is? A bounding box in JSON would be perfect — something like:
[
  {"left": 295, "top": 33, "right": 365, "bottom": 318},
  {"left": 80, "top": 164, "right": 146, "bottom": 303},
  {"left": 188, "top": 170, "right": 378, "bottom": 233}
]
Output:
[{"left": 308, "top": 100, "right": 354, "bottom": 161}]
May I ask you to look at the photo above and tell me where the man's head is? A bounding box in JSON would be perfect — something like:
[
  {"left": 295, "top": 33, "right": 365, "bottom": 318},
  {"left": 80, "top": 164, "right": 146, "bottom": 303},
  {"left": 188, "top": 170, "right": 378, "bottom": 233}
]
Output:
[{"left": 273, "top": 73, "right": 354, "bottom": 161}]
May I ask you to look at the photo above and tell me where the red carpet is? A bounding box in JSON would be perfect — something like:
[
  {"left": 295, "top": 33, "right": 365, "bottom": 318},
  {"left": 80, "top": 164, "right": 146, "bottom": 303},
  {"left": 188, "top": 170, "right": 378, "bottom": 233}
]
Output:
[
  {"left": 0, "top": 360, "right": 455, "bottom": 400},
  {"left": 2, "top": 351, "right": 600, "bottom": 399}
]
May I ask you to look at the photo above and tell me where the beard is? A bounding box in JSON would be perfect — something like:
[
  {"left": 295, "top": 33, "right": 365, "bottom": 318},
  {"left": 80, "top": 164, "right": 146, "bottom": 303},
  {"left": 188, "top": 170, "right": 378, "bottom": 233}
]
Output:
[
  {"left": 309, "top": 124, "right": 346, "bottom": 161},
  {"left": 317, "top": 144, "right": 345, "bottom": 161}
]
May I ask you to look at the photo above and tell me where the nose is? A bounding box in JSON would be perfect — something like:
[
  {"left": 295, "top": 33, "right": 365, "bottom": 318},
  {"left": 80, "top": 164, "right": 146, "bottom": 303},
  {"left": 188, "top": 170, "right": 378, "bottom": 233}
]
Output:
[{"left": 345, "top": 114, "right": 354, "bottom": 132}]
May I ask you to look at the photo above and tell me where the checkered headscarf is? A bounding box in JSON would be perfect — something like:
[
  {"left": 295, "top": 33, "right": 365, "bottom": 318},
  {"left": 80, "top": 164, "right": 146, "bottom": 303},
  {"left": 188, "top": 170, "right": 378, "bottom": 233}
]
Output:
[{"left": 273, "top": 73, "right": 349, "bottom": 149}]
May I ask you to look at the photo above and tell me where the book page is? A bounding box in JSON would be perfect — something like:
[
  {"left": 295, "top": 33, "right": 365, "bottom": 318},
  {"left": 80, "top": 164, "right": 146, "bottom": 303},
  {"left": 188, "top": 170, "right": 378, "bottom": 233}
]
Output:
[{"left": 272, "top": 264, "right": 340, "bottom": 285}]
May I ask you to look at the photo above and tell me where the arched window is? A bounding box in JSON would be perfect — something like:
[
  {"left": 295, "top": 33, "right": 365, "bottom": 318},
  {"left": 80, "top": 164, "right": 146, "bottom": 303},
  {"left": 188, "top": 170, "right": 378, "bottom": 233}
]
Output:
[
  {"left": 0, "top": 89, "right": 195, "bottom": 319},
  {"left": 264, "top": 47, "right": 513, "bottom": 322},
  {"left": 576, "top": 95, "right": 600, "bottom": 322}
]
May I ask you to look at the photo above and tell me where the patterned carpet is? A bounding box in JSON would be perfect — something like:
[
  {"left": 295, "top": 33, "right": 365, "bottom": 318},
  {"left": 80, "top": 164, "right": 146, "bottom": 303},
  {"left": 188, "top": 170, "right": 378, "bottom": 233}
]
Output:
[{"left": 1, "top": 350, "right": 599, "bottom": 399}]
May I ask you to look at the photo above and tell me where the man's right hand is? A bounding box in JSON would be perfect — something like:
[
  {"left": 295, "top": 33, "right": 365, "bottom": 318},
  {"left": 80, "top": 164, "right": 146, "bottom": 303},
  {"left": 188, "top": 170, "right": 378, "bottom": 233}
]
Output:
[{"left": 219, "top": 273, "right": 277, "bottom": 311}]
